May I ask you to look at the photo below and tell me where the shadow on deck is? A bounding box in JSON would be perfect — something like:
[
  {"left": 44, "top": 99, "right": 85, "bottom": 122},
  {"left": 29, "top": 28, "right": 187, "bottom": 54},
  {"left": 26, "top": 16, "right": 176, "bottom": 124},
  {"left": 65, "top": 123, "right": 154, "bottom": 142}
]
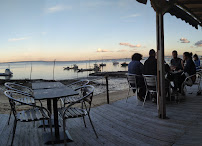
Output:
[{"left": 0, "top": 86, "right": 202, "bottom": 146}]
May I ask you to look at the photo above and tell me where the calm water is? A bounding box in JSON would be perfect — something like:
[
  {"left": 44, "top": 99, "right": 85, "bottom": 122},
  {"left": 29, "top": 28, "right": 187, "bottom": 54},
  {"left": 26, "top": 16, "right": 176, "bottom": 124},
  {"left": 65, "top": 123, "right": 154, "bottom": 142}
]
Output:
[{"left": 0, "top": 57, "right": 172, "bottom": 80}]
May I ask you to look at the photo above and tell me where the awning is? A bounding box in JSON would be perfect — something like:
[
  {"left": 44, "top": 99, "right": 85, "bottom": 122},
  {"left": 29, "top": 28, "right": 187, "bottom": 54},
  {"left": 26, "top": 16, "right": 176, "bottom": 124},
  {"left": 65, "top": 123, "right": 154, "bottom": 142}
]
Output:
[{"left": 136, "top": 0, "right": 202, "bottom": 29}]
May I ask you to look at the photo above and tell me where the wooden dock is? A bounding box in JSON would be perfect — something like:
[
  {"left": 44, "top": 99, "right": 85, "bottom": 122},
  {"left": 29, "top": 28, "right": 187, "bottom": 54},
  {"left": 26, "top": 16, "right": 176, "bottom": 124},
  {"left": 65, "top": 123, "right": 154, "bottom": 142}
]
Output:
[{"left": 0, "top": 87, "right": 202, "bottom": 146}]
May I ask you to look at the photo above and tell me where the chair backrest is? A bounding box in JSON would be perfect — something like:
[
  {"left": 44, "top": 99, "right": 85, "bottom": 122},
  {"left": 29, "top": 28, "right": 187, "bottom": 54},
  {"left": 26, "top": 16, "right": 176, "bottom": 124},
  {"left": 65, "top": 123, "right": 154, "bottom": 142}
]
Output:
[
  {"left": 67, "top": 79, "right": 89, "bottom": 90},
  {"left": 4, "top": 90, "right": 35, "bottom": 119},
  {"left": 67, "top": 85, "right": 94, "bottom": 112},
  {"left": 126, "top": 73, "right": 140, "bottom": 89},
  {"left": 4, "top": 90, "right": 50, "bottom": 121},
  {"left": 4, "top": 82, "right": 33, "bottom": 97},
  {"left": 143, "top": 75, "right": 157, "bottom": 89}
]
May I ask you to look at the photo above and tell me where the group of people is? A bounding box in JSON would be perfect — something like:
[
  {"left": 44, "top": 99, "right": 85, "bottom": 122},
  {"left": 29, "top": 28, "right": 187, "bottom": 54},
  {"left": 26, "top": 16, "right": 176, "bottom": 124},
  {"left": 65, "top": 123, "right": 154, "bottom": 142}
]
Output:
[{"left": 128, "top": 49, "right": 201, "bottom": 102}]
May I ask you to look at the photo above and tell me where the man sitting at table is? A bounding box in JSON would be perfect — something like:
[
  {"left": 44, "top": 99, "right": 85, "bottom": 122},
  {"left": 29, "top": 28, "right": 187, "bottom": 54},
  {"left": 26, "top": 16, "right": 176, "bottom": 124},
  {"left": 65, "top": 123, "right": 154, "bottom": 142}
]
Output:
[
  {"left": 170, "top": 50, "right": 183, "bottom": 71},
  {"left": 144, "top": 49, "right": 170, "bottom": 102},
  {"left": 144, "top": 49, "right": 157, "bottom": 75},
  {"left": 169, "top": 50, "right": 184, "bottom": 93}
]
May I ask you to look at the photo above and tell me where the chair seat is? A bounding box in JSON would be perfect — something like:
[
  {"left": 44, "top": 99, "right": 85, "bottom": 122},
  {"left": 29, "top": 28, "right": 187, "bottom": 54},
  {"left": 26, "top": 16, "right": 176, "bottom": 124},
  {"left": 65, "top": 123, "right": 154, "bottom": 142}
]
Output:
[
  {"left": 15, "top": 97, "right": 35, "bottom": 106},
  {"left": 16, "top": 108, "right": 49, "bottom": 122},
  {"left": 61, "top": 96, "right": 81, "bottom": 104},
  {"left": 58, "top": 107, "right": 87, "bottom": 119}
]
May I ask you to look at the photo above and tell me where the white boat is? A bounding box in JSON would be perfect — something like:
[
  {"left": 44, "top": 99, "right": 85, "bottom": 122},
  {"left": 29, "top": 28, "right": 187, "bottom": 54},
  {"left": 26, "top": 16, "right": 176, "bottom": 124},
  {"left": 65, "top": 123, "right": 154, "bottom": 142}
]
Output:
[
  {"left": 0, "top": 69, "right": 13, "bottom": 76},
  {"left": 113, "top": 61, "right": 119, "bottom": 65}
]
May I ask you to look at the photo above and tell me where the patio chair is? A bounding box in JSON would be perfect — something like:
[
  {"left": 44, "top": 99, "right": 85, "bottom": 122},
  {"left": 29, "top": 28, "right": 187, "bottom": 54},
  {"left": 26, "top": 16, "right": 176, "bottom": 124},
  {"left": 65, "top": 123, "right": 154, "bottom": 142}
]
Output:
[
  {"left": 60, "top": 79, "right": 89, "bottom": 107},
  {"left": 143, "top": 75, "right": 158, "bottom": 106},
  {"left": 58, "top": 85, "right": 98, "bottom": 145},
  {"left": 4, "top": 90, "right": 53, "bottom": 146},
  {"left": 126, "top": 73, "right": 140, "bottom": 102},
  {"left": 4, "top": 82, "right": 36, "bottom": 125},
  {"left": 181, "top": 71, "right": 201, "bottom": 95}
]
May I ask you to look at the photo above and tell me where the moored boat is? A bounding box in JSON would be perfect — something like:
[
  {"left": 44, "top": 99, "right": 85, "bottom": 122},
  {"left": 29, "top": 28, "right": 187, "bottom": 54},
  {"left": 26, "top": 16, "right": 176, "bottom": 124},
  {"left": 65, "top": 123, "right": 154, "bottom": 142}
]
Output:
[
  {"left": 0, "top": 69, "right": 13, "bottom": 76},
  {"left": 121, "top": 62, "right": 128, "bottom": 67}
]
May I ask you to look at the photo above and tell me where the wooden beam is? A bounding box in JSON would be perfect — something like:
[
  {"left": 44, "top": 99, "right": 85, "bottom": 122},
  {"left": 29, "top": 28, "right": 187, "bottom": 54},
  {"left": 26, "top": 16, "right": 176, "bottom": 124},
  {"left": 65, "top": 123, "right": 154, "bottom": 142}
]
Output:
[
  {"left": 180, "top": 0, "right": 202, "bottom": 4},
  {"left": 190, "top": 8, "right": 202, "bottom": 12},
  {"left": 156, "top": 12, "right": 166, "bottom": 119}
]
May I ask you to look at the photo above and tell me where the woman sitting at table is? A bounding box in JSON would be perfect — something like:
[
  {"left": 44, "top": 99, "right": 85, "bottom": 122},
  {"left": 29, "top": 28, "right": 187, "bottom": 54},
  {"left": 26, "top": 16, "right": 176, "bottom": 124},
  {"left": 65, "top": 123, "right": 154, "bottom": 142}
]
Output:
[
  {"left": 193, "top": 54, "right": 201, "bottom": 71},
  {"left": 128, "top": 53, "right": 146, "bottom": 101},
  {"left": 177, "top": 52, "right": 196, "bottom": 94}
]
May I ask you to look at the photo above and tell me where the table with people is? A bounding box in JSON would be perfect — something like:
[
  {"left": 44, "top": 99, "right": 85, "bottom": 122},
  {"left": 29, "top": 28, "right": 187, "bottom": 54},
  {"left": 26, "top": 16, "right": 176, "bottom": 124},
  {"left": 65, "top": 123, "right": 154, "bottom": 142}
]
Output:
[{"left": 128, "top": 49, "right": 201, "bottom": 102}]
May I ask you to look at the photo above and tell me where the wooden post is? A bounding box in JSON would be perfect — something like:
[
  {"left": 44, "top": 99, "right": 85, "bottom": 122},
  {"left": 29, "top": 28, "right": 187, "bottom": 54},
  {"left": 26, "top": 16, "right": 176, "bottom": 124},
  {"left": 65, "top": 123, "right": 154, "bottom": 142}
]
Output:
[
  {"left": 105, "top": 75, "right": 109, "bottom": 104},
  {"left": 156, "top": 12, "right": 166, "bottom": 119}
]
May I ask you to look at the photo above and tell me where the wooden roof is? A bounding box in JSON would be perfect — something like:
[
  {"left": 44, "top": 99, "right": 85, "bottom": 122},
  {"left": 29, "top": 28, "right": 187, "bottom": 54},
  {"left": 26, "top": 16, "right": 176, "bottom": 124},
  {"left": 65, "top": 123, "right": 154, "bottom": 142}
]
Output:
[
  {"left": 136, "top": 0, "right": 202, "bottom": 29},
  {"left": 177, "top": 0, "right": 202, "bottom": 27}
]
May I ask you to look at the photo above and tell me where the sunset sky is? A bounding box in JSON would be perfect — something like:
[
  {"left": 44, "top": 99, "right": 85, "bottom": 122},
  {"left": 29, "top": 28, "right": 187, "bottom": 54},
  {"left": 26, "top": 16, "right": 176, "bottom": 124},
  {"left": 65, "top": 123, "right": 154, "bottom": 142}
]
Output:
[{"left": 0, "top": 0, "right": 201, "bottom": 62}]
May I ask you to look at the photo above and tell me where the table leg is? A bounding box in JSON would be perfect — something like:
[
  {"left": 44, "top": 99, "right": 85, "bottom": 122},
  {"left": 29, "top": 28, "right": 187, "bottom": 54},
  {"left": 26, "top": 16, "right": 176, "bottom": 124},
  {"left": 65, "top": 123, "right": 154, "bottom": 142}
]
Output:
[
  {"left": 53, "top": 98, "right": 59, "bottom": 138},
  {"left": 38, "top": 99, "right": 57, "bottom": 128},
  {"left": 44, "top": 98, "right": 73, "bottom": 144},
  {"left": 47, "top": 99, "right": 52, "bottom": 113}
]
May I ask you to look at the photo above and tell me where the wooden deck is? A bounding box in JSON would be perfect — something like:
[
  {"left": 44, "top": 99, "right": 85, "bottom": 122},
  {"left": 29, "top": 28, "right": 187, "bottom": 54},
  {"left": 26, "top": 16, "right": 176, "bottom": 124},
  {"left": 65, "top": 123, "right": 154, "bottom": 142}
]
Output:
[{"left": 0, "top": 86, "right": 202, "bottom": 146}]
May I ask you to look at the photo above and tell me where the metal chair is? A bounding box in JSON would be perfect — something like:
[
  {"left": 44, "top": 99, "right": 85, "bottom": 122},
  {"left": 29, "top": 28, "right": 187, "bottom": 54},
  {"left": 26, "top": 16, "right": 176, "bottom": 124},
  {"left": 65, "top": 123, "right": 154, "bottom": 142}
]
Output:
[
  {"left": 126, "top": 73, "right": 140, "bottom": 102},
  {"left": 4, "top": 82, "right": 36, "bottom": 125},
  {"left": 181, "top": 71, "right": 201, "bottom": 95},
  {"left": 143, "top": 75, "right": 158, "bottom": 106},
  {"left": 60, "top": 79, "right": 89, "bottom": 107},
  {"left": 58, "top": 85, "right": 98, "bottom": 145},
  {"left": 4, "top": 90, "right": 53, "bottom": 146}
]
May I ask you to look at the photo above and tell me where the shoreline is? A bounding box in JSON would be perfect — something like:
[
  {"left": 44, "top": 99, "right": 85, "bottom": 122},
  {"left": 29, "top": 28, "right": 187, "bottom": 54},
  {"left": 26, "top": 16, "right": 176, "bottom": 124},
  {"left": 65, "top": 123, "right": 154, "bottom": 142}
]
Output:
[
  {"left": 0, "top": 88, "right": 129, "bottom": 114},
  {"left": 0, "top": 77, "right": 128, "bottom": 114}
]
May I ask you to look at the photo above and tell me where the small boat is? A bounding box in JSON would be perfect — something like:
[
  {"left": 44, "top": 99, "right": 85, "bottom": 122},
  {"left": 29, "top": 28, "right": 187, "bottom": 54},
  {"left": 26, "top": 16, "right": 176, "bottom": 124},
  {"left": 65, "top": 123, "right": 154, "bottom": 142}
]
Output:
[
  {"left": 99, "top": 63, "right": 106, "bottom": 67},
  {"left": 78, "top": 68, "right": 94, "bottom": 72},
  {"left": 73, "top": 64, "right": 78, "bottom": 69},
  {"left": 113, "top": 61, "right": 119, "bottom": 65},
  {"left": 63, "top": 67, "right": 70, "bottom": 70},
  {"left": 121, "top": 62, "right": 128, "bottom": 67},
  {"left": 0, "top": 69, "right": 13, "bottom": 76},
  {"left": 63, "top": 64, "right": 78, "bottom": 70}
]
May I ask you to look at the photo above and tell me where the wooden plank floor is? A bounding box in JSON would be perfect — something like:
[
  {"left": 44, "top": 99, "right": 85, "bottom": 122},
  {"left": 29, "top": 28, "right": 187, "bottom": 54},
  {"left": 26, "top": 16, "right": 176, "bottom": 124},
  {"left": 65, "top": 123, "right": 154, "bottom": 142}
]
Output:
[{"left": 0, "top": 86, "right": 202, "bottom": 146}]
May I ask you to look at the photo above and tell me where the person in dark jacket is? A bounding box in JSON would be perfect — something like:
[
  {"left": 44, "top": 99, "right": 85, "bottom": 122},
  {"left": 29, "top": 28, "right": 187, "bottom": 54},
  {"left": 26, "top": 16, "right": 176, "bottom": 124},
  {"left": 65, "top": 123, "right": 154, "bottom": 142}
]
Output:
[
  {"left": 128, "top": 53, "right": 146, "bottom": 101},
  {"left": 177, "top": 52, "right": 196, "bottom": 94},
  {"left": 144, "top": 49, "right": 157, "bottom": 75}
]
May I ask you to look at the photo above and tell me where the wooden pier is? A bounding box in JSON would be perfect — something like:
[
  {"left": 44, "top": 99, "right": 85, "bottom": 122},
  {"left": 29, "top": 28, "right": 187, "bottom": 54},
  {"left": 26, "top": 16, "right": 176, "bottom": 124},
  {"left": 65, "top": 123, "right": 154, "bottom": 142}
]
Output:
[{"left": 0, "top": 86, "right": 202, "bottom": 146}]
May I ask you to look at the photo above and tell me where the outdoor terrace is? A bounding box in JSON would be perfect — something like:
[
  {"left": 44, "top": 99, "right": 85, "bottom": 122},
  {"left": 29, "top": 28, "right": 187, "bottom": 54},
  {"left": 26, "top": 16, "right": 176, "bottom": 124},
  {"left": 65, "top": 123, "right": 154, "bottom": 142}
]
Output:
[{"left": 0, "top": 86, "right": 202, "bottom": 146}]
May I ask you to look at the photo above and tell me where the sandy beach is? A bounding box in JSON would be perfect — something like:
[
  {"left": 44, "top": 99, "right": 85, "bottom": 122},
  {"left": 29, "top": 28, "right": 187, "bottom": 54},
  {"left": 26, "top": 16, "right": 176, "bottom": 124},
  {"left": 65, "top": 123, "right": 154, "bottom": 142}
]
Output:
[{"left": 0, "top": 77, "right": 129, "bottom": 114}]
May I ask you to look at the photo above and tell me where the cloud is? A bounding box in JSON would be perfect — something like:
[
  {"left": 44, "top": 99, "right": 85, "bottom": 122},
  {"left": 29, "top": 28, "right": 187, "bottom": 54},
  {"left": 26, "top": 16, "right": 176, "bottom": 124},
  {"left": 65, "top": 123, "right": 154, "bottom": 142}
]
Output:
[
  {"left": 46, "top": 5, "right": 71, "bottom": 13},
  {"left": 122, "top": 14, "right": 140, "bottom": 19},
  {"left": 194, "top": 40, "right": 202, "bottom": 47},
  {"left": 119, "top": 42, "right": 141, "bottom": 48},
  {"left": 8, "top": 37, "right": 29, "bottom": 42},
  {"left": 180, "top": 38, "right": 190, "bottom": 43},
  {"left": 117, "top": 49, "right": 127, "bottom": 52},
  {"left": 96, "top": 48, "right": 111, "bottom": 52}
]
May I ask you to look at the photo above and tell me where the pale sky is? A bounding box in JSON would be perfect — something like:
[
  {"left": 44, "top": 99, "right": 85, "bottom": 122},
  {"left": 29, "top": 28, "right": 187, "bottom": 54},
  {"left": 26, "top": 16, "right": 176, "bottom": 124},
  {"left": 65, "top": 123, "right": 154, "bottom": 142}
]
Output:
[{"left": 0, "top": 0, "right": 201, "bottom": 62}]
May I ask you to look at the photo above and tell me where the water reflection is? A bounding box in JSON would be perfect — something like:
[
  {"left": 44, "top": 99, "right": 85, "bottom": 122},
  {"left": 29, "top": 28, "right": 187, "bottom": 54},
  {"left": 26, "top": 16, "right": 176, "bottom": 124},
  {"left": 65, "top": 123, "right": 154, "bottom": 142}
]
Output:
[{"left": 0, "top": 57, "right": 171, "bottom": 80}]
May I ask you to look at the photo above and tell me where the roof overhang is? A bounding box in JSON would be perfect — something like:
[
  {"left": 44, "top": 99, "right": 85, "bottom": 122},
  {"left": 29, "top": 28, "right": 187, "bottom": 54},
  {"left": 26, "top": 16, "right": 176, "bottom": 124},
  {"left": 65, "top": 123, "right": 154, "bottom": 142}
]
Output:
[{"left": 136, "top": 0, "right": 202, "bottom": 29}]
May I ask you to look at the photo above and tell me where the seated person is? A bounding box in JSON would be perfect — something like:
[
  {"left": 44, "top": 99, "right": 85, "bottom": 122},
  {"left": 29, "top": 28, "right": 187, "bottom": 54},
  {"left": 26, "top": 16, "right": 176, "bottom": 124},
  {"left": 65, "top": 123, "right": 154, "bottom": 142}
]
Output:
[
  {"left": 193, "top": 54, "right": 201, "bottom": 71},
  {"left": 144, "top": 49, "right": 157, "bottom": 75},
  {"left": 144, "top": 49, "right": 171, "bottom": 101},
  {"left": 169, "top": 50, "right": 184, "bottom": 92},
  {"left": 170, "top": 50, "right": 183, "bottom": 71},
  {"left": 128, "top": 53, "right": 146, "bottom": 101},
  {"left": 177, "top": 52, "right": 196, "bottom": 94}
]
